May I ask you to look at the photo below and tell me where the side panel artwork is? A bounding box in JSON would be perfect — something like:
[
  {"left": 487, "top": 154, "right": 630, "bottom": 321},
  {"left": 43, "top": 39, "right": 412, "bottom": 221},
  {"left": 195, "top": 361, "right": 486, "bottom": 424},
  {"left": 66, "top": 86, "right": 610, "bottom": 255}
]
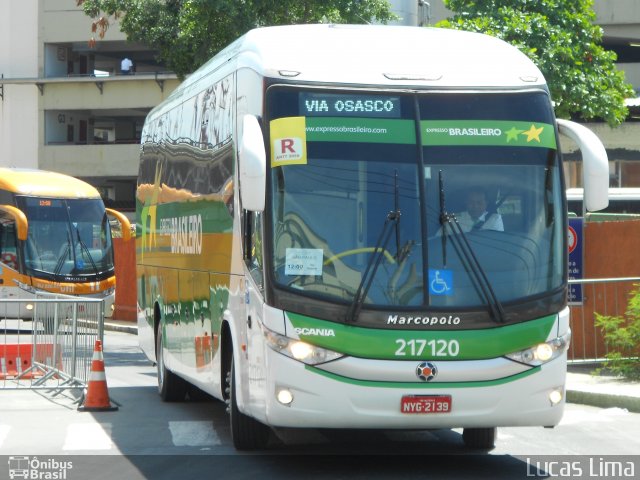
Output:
[{"left": 136, "top": 74, "right": 236, "bottom": 389}]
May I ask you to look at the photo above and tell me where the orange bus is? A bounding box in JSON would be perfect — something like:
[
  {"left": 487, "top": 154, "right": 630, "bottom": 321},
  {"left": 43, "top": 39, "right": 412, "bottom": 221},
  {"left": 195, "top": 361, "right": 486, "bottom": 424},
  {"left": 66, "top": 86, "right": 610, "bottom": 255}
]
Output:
[{"left": 0, "top": 168, "right": 130, "bottom": 318}]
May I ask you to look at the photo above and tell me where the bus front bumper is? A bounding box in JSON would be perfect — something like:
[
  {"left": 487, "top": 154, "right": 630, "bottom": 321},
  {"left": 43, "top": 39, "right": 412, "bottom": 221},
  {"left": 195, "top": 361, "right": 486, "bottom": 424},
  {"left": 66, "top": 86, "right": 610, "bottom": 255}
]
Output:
[{"left": 257, "top": 349, "right": 566, "bottom": 430}]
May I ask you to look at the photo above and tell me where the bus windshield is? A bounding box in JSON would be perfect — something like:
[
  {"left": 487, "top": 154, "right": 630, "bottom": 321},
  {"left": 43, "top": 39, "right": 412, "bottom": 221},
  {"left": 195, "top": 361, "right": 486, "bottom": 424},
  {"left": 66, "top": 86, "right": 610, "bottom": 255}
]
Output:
[
  {"left": 16, "top": 196, "right": 114, "bottom": 281},
  {"left": 267, "top": 87, "right": 564, "bottom": 320}
]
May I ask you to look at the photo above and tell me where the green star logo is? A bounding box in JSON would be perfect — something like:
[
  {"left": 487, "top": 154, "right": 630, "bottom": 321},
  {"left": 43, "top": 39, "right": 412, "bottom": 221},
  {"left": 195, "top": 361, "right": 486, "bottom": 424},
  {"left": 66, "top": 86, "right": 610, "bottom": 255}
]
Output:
[{"left": 505, "top": 127, "right": 523, "bottom": 142}]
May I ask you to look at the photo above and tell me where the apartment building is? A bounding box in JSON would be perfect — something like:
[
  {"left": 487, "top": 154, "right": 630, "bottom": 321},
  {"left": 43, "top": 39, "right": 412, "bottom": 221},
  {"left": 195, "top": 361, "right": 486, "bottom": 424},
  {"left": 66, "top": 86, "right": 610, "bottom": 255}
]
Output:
[
  {"left": 0, "top": 0, "right": 179, "bottom": 212},
  {"left": 1, "top": 0, "right": 639, "bottom": 206},
  {"left": 588, "top": 0, "right": 640, "bottom": 186}
]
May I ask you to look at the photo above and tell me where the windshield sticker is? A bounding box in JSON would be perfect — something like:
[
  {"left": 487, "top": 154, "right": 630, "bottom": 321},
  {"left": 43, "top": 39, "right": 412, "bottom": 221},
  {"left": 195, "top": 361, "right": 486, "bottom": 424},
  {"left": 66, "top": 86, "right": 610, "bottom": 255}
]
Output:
[
  {"left": 422, "top": 120, "right": 557, "bottom": 149},
  {"left": 270, "top": 116, "right": 308, "bottom": 167},
  {"left": 285, "top": 248, "right": 324, "bottom": 276},
  {"left": 306, "top": 118, "right": 415, "bottom": 144},
  {"left": 428, "top": 269, "right": 453, "bottom": 296}
]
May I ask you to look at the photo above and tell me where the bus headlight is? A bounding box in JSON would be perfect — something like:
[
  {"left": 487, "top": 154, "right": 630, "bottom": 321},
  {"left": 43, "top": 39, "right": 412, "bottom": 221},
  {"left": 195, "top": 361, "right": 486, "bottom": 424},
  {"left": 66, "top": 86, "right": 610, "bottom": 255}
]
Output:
[
  {"left": 264, "top": 328, "right": 344, "bottom": 365},
  {"left": 505, "top": 331, "right": 571, "bottom": 366}
]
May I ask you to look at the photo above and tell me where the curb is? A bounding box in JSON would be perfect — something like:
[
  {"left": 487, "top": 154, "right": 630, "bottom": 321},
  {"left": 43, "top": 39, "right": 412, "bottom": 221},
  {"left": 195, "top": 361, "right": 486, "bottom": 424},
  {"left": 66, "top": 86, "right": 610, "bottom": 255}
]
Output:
[
  {"left": 566, "top": 390, "right": 640, "bottom": 413},
  {"left": 104, "top": 322, "right": 138, "bottom": 335}
]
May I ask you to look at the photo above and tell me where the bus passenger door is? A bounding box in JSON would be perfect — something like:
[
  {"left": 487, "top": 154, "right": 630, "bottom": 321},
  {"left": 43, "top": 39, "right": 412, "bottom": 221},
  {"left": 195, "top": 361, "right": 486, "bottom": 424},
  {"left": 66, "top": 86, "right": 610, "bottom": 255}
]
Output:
[{"left": 242, "top": 211, "right": 268, "bottom": 414}]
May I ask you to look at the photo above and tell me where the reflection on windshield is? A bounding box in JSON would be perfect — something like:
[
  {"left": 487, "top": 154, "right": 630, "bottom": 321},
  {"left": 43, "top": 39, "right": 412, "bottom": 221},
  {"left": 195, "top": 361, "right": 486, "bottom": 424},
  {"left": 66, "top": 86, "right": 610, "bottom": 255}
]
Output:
[
  {"left": 272, "top": 145, "right": 424, "bottom": 307},
  {"left": 423, "top": 158, "right": 563, "bottom": 309},
  {"left": 267, "top": 88, "right": 565, "bottom": 314},
  {"left": 17, "top": 197, "right": 114, "bottom": 280}
]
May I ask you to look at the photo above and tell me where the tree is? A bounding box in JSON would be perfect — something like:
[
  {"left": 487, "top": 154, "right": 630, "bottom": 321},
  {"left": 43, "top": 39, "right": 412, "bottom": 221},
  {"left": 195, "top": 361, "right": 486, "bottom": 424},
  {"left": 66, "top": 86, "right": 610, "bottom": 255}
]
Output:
[
  {"left": 595, "top": 284, "right": 640, "bottom": 380},
  {"left": 437, "top": 0, "right": 635, "bottom": 126},
  {"left": 76, "top": 0, "right": 396, "bottom": 78}
]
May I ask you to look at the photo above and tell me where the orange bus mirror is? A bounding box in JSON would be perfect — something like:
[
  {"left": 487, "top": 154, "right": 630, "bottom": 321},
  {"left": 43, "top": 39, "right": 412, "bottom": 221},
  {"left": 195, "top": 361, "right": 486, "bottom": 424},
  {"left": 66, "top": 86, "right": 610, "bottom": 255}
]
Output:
[
  {"left": 105, "top": 208, "right": 132, "bottom": 242},
  {"left": 0, "top": 204, "right": 28, "bottom": 241}
]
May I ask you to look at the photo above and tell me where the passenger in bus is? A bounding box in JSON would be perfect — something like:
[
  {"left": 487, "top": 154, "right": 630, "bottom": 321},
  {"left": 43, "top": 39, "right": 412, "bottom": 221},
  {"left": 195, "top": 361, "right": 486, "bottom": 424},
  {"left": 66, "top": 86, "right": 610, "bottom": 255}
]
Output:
[{"left": 456, "top": 188, "right": 504, "bottom": 232}]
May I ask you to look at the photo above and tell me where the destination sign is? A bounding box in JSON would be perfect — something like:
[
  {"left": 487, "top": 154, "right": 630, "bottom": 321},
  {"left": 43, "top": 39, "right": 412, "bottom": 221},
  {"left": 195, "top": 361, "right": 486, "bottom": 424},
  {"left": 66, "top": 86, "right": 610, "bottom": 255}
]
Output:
[{"left": 300, "top": 93, "right": 401, "bottom": 118}]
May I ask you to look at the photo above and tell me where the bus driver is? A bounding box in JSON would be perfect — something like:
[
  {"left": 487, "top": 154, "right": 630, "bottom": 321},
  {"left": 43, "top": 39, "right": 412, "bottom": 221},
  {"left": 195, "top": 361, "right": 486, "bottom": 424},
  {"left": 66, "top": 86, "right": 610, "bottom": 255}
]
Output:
[{"left": 455, "top": 188, "right": 504, "bottom": 232}]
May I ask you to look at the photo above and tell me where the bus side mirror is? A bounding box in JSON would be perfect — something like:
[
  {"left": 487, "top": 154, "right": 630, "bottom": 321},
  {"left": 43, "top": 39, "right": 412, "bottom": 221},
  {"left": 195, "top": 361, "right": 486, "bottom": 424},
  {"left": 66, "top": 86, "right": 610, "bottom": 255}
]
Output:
[
  {"left": 0, "top": 204, "right": 28, "bottom": 241},
  {"left": 106, "top": 208, "right": 132, "bottom": 241},
  {"left": 239, "top": 115, "right": 266, "bottom": 212},
  {"left": 557, "top": 119, "right": 609, "bottom": 212}
]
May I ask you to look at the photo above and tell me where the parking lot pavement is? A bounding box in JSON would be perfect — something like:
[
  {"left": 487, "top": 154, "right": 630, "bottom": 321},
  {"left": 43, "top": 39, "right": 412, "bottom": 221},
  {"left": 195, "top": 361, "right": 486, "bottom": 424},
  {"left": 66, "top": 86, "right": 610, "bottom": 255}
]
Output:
[{"left": 104, "top": 319, "right": 640, "bottom": 413}]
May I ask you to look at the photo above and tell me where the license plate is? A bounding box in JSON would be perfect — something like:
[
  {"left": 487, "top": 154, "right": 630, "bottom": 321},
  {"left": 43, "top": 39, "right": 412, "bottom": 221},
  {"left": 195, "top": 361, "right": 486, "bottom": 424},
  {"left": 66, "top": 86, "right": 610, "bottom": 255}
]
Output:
[{"left": 400, "top": 395, "right": 452, "bottom": 414}]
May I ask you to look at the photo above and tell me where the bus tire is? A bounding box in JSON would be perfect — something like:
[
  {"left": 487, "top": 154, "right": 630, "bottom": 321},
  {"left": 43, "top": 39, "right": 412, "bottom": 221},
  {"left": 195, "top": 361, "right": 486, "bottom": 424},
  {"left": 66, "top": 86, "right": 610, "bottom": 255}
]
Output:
[
  {"left": 229, "top": 356, "right": 270, "bottom": 450},
  {"left": 462, "top": 427, "right": 497, "bottom": 450},
  {"left": 156, "top": 326, "right": 187, "bottom": 402}
]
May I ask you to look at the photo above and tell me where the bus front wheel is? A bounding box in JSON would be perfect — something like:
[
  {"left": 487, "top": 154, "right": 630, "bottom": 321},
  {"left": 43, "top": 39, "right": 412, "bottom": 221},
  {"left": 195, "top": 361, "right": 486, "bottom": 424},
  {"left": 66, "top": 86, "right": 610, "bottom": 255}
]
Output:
[
  {"left": 462, "top": 427, "right": 497, "bottom": 450},
  {"left": 227, "top": 356, "right": 270, "bottom": 450}
]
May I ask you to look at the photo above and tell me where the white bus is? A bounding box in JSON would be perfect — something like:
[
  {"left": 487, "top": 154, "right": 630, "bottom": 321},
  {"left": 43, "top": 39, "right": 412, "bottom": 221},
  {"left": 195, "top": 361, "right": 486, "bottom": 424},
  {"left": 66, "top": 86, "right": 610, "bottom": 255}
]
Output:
[{"left": 136, "top": 24, "right": 609, "bottom": 450}]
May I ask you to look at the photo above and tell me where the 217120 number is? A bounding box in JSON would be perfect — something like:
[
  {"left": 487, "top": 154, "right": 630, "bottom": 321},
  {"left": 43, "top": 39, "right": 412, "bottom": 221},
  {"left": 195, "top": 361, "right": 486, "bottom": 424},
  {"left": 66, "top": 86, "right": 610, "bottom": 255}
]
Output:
[{"left": 395, "top": 338, "right": 460, "bottom": 357}]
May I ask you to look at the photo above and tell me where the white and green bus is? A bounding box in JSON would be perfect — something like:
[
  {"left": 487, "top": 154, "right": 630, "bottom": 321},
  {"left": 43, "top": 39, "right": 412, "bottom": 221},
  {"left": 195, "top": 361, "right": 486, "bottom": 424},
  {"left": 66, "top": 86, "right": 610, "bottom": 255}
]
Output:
[{"left": 136, "top": 24, "right": 609, "bottom": 450}]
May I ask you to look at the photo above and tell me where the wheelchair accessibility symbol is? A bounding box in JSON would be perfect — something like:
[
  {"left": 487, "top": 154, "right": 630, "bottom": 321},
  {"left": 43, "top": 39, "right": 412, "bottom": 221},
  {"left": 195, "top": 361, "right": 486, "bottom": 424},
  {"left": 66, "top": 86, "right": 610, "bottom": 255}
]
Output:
[{"left": 428, "top": 269, "right": 453, "bottom": 296}]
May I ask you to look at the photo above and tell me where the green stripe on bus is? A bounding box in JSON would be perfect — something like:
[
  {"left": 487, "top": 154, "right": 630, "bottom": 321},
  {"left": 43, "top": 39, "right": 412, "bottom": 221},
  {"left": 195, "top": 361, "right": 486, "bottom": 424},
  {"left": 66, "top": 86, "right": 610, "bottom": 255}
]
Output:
[
  {"left": 286, "top": 312, "right": 556, "bottom": 360},
  {"left": 421, "top": 120, "right": 557, "bottom": 148},
  {"left": 306, "top": 118, "right": 416, "bottom": 144},
  {"left": 306, "top": 364, "right": 540, "bottom": 388},
  {"left": 153, "top": 200, "right": 233, "bottom": 233}
]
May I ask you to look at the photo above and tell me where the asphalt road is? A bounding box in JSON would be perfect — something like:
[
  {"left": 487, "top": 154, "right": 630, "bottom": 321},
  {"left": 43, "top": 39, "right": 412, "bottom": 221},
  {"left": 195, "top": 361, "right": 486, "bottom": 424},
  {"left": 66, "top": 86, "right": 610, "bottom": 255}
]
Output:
[{"left": 1, "top": 331, "right": 639, "bottom": 480}]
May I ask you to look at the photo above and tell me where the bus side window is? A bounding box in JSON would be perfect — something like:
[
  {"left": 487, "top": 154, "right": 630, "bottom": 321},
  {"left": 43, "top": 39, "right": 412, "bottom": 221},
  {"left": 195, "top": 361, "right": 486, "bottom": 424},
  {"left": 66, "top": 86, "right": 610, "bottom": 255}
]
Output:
[{"left": 0, "top": 217, "right": 18, "bottom": 270}]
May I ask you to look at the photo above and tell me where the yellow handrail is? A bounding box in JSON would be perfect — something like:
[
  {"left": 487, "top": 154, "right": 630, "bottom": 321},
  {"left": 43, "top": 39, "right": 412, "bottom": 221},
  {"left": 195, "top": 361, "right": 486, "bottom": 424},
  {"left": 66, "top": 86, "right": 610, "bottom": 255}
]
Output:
[{"left": 324, "top": 247, "right": 396, "bottom": 266}]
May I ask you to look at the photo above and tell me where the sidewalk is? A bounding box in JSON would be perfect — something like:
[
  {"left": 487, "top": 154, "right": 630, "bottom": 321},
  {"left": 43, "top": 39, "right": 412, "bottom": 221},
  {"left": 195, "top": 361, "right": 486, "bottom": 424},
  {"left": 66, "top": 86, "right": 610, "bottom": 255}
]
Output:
[
  {"left": 566, "top": 364, "right": 640, "bottom": 413},
  {"left": 104, "top": 320, "right": 640, "bottom": 413}
]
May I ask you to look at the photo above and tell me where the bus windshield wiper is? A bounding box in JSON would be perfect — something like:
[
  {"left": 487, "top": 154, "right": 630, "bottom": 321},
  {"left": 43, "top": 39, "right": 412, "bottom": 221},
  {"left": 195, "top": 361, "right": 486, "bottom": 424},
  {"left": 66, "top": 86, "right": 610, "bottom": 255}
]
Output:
[
  {"left": 439, "top": 171, "right": 450, "bottom": 266},
  {"left": 54, "top": 229, "right": 73, "bottom": 276},
  {"left": 393, "top": 170, "right": 402, "bottom": 261},
  {"left": 438, "top": 171, "right": 506, "bottom": 324},
  {"left": 53, "top": 244, "right": 70, "bottom": 276},
  {"left": 346, "top": 209, "right": 400, "bottom": 323},
  {"left": 74, "top": 226, "right": 99, "bottom": 274}
]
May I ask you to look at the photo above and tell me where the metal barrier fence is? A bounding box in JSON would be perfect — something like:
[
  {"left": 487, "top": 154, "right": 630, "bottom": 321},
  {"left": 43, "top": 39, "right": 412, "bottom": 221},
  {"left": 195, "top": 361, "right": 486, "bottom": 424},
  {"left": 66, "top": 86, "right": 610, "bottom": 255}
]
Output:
[
  {"left": 0, "top": 295, "right": 104, "bottom": 391},
  {"left": 568, "top": 277, "right": 640, "bottom": 362},
  {"left": 2, "top": 279, "right": 629, "bottom": 376}
]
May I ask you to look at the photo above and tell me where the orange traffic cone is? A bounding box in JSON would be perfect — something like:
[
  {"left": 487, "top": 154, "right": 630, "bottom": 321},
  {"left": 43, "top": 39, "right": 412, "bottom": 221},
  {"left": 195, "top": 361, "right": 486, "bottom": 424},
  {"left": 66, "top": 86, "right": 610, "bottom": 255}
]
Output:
[{"left": 78, "top": 340, "right": 118, "bottom": 411}]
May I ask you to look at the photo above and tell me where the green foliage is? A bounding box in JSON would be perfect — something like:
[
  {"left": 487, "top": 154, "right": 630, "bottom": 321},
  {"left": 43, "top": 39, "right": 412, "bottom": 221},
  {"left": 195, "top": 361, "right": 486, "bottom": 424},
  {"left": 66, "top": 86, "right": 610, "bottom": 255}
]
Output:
[
  {"left": 594, "top": 284, "right": 640, "bottom": 380},
  {"left": 438, "top": 0, "right": 635, "bottom": 126},
  {"left": 77, "top": 0, "right": 396, "bottom": 78}
]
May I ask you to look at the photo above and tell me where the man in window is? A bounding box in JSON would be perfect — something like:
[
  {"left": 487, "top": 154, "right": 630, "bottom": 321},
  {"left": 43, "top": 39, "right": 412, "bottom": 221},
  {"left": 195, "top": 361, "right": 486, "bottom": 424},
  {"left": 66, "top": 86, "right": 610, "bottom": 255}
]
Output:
[
  {"left": 456, "top": 188, "right": 504, "bottom": 232},
  {"left": 121, "top": 57, "right": 133, "bottom": 75}
]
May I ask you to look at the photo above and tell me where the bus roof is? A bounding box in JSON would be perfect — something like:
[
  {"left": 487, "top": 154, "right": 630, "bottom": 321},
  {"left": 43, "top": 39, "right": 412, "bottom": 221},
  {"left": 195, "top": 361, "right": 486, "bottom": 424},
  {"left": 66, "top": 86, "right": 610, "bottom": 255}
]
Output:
[
  {"left": 157, "top": 24, "right": 546, "bottom": 116},
  {"left": 0, "top": 168, "right": 101, "bottom": 198}
]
